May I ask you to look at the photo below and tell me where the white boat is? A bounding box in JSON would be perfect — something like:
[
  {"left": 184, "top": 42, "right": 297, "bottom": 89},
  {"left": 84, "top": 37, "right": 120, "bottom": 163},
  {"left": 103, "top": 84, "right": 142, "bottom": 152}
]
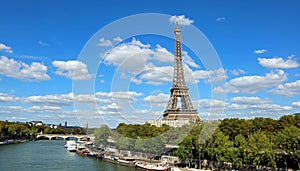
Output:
[
  {"left": 135, "top": 162, "right": 168, "bottom": 171},
  {"left": 65, "top": 141, "right": 77, "bottom": 152}
]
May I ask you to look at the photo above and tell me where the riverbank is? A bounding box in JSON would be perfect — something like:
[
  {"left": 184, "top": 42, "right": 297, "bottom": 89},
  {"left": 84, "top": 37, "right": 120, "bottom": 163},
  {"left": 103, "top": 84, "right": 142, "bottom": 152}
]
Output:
[
  {"left": 75, "top": 142, "right": 203, "bottom": 171},
  {"left": 0, "top": 139, "right": 30, "bottom": 146}
]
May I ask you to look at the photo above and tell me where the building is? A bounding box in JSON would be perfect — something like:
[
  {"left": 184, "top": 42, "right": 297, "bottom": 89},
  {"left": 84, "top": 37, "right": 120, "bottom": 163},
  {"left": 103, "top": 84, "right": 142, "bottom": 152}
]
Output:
[
  {"left": 146, "top": 119, "right": 191, "bottom": 127},
  {"left": 28, "top": 121, "right": 43, "bottom": 127}
]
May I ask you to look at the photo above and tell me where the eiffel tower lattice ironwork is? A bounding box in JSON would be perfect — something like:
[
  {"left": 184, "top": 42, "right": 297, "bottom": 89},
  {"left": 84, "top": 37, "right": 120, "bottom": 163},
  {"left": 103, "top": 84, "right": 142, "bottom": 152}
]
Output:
[{"left": 163, "top": 24, "right": 199, "bottom": 121}]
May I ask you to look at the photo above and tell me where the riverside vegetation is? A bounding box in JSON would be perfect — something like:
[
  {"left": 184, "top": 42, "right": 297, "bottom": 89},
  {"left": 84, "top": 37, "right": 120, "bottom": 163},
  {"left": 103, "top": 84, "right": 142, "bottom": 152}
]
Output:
[
  {"left": 0, "top": 121, "right": 85, "bottom": 141},
  {"left": 94, "top": 113, "right": 300, "bottom": 170}
]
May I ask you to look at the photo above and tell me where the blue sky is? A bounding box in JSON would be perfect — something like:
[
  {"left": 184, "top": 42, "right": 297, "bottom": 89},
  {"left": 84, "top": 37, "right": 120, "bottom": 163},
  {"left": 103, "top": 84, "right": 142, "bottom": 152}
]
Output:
[{"left": 1, "top": 0, "right": 300, "bottom": 128}]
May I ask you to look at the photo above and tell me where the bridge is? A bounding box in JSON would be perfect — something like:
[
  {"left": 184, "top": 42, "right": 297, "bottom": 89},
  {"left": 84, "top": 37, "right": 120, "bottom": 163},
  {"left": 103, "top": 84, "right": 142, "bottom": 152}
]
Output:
[{"left": 36, "top": 133, "right": 87, "bottom": 140}]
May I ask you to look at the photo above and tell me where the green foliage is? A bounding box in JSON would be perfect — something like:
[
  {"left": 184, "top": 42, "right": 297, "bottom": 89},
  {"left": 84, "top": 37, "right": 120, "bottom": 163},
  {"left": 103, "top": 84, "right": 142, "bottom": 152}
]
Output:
[
  {"left": 93, "top": 113, "right": 300, "bottom": 170},
  {"left": 94, "top": 125, "right": 112, "bottom": 146},
  {"left": 116, "top": 123, "right": 170, "bottom": 139},
  {"left": 0, "top": 121, "right": 85, "bottom": 140}
]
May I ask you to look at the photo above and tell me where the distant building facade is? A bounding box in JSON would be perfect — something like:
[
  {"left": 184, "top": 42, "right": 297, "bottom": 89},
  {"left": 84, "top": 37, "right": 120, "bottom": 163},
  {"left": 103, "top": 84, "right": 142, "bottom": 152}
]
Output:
[{"left": 146, "top": 120, "right": 191, "bottom": 128}]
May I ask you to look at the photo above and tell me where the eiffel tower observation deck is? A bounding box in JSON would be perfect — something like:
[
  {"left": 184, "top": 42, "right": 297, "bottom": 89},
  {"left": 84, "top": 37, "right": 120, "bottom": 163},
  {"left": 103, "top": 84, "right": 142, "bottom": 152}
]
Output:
[{"left": 163, "top": 24, "right": 199, "bottom": 121}]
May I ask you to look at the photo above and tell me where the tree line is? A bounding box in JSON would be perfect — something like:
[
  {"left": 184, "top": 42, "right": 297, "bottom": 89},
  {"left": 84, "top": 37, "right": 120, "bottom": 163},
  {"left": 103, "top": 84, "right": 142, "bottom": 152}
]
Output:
[
  {"left": 93, "top": 113, "right": 300, "bottom": 170},
  {"left": 0, "top": 121, "right": 85, "bottom": 141}
]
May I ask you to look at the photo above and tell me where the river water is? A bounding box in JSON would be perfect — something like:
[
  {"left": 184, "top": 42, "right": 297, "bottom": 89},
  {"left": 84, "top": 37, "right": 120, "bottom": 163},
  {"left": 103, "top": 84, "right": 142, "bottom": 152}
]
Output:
[{"left": 0, "top": 140, "right": 137, "bottom": 171}]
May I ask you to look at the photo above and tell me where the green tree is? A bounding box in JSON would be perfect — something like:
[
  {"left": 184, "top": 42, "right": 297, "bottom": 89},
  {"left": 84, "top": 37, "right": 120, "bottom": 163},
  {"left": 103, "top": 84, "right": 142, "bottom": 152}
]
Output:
[
  {"left": 275, "top": 126, "right": 300, "bottom": 170},
  {"left": 247, "top": 131, "right": 276, "bottom": 168},
  {"left": 94, "top": 125, "right": 112, "bottom": 147}
]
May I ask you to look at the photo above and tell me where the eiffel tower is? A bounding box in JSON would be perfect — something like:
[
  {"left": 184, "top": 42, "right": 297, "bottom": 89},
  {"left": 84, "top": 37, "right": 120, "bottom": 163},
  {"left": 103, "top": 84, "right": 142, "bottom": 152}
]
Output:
[{"left": 163, "top": 24, "right": 199, "bottom": 121}]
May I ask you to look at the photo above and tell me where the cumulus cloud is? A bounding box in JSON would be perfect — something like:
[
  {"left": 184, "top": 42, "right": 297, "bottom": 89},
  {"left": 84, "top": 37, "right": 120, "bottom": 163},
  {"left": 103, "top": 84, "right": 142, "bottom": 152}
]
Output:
[
  {"left": 143, "top": 93, "right": 169, "bottom": 108},
  {"left": 153, "top": 44, "right": 173, "bottom": 63},
  {"left": 213, "top": 86, "right": 225, "bottom": 94},
  {"left": 131, "top": 77, "right": 142, "bottom": 84},
  {"left": 258, "top": 55, "right": 300, "bottom": 69},
  {"left": 95, "top": 91, "right": 143, "bottom": 104},
  {"left": 216, "top": 17, "right": 226, "bottom": 22},
  {"left": 226, "top": 96, "right": 292, "bottom": 115},
  {"left": 188, "top": 68, "right": 226, "bottom": 84},
  {"left": 0, "top": 43, "right": 13, "bottom": 53},
  {"left": 102, "top": 38, "right": 152, "bottom": 73},
  {"left": 195, "top": 99, "right": 226, "bottom": 109},
  {"left": 254, "top": 49, "right": 267, "bottom": 54},
  {"left": 182, "top": 51, "right": 200, "bottom": 68},
  {"left": 113, "top": 37, "right": 123, "bottom": 43},
  {"left": 52, "top": 60, "right": 93, "bottom": 80},
  {"left": 139, "top": 66, "right": 173, "bottom": 85},
  {"left": 97, "top": 38, "right": 113, "bottom": 47},
  {"left": 230, "top": 69, "right": 245, "bottom": 76},
  {"left": 169, "top": 15, "right": 194, "bottom": 26},
  {"left": 226, "top": 70, "right": 287, "bottom": 94},
  {"left": 0, "top": 56, "right": 50, "bottom": 81},
  {"left": 0, "top": 90, "right": 148, "bottom": 127},
  {"left": 230, "top": 96, "right": 271, "bottom": 105},
  {"left": 269, "top": 80, "right": 300, "bottom": 97},
  {"left": 292, "top": 101, "right": 300, "bottom": 107},
  {"left": 102, "top": 37, "right": 223, "bottom": 85},
  {"left": 23, "top": 93, "right": 74, "bottom": 106},
  {"left": 0, "top": 93, "right": 18, "bottom": 102},
  {"left": 27, "top": 106, "right": 62, "bottom": 113},
  {"left": 227, "top": 103, "right": 292, "bottom": 113}
]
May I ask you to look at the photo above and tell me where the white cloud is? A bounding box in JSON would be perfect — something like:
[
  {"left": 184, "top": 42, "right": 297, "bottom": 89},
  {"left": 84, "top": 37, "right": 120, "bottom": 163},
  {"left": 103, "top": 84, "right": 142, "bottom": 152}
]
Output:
[
  {"left": 254, "top": 49, "right": 267, "bottom": 54},
  {"left": 102, "top": 38, "right": 222, "bottom": 85},
  {"left": 139, "top": 65, "right": 173, "bottom": 85},
  {"left": 216, "top": 17, "right": 226, "bottom": 22},
  {"left": 143, "top": 93, "right": 169, "bottom": 108},
  {"left": 130, "top": 38, "right": 151, "bottom": 48},
  {"left": 269, "top": 80, "right": 300, "bottom": 97},
  {"left": 138, "top": 66, "right": 225, "bottom": 85},
  {"left": 97, "top": 38, "right": 113, "bottom": 47},
  {"left": 182, "top": 51, "right": 200, "bottom": 68},
  {"left": 188, "top": 68, "right": 226, "bottom": 84},
  {"left": 16, "top": 91, "right": 142, "bottom": 108},
  {"left": 102, "top": 38, "right": 152, "bottom": 74},
  {"left": 96, "top": 91, "right": 143, "bottom": 104},
  {"left": 258, "top": 55, "right": 300, "bottom": 69},
  {"left": 0, "top": 106, "right": 24, "bottom": 114},
  {"left": 169, "top": 15, "right": 194, "bottom": 26},
  {"left": 227, "top": 98, "right": 292, "bottom": 114},
  {"left": 23, "top": 93, "right": 73, "bottom": 106},
  {"left": 38, "top": 41, "right": 49, "bottom": 46},
  {"left": 292, "top": 101, "right": 300, "bottom": 107},
  {"left": 0, "top": 105, "right": 62, "bottom": 115},
  {"left": 228, "top": 103, "right": 292, "bottom": 113},
  {"left": 230, "top": 96, "right": 271, "bottom": 105},
  {"left": 52, "top": 60, "right": 93, "bottom": 80},
  {"left": 27, "top": 106, "right": 62, "bottom": 113},
  {"left": 0, "top": 93, "right": 17, "bottom": 102},
  {"left": 131, "top": 77, "right": 142, "bottom": 84},
  {"left": 153, "top": 44, "right": 173, "bottom": 63},
  {"left": 0, "top": 43, "right": 13, "bottom": 53},
  {"left": 226, "top": 70, "right": 287, "bottom": 94},
  {"left": 195, "top": 99, "right": 226, "bottom": 109},
  {"left": 230, "top": 69, "right": 245, "bottom": 76},
  {"left": 213, "top": 86, "right": 225, "bottom": 94},
  {"left": 0, "top": 90, "right": 147, "bottom": 127},
  {"left": 0, "top": 56, "right": 50, "bottom": 81},
  {"left": 113, "top": 37, "right": 123, "bottom": 43}
]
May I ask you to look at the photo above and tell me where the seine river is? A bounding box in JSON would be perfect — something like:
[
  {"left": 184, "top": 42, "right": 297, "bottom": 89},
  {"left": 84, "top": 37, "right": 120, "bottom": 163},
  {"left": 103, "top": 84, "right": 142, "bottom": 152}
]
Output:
[{"left": 0, "top": 140, "right": 137, "bottom": 171}]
